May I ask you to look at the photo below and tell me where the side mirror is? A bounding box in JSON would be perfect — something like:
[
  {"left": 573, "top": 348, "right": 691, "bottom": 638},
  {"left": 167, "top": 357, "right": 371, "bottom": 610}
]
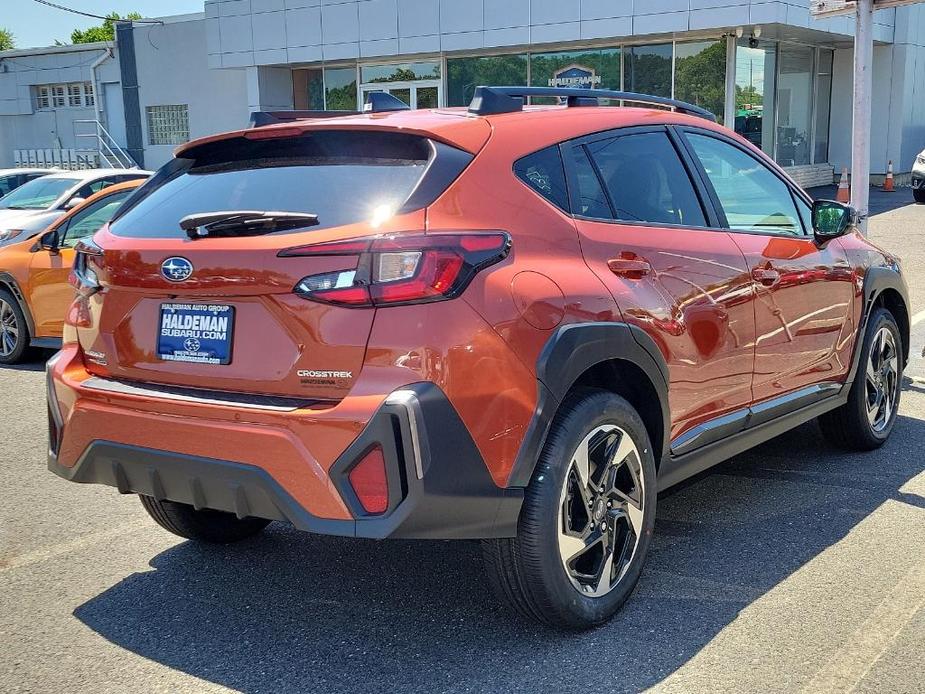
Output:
[
  {"left": 40, "top": 230, "right": 60, "bottom": 254},
  {"left": 812, "top": 199, "right": 853, "bottom": 242},
  {"left": 64, "top": 197, "right": 85, "bottom": 210}
]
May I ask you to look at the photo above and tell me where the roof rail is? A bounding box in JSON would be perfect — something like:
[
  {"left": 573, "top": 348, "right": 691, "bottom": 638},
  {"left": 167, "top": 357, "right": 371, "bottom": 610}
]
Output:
[
  {"left": 467, "top": 86, "right": 717, "bottom": 122},
  {"left": 249, "top": 110, "right": 359, "bottom": 128}
]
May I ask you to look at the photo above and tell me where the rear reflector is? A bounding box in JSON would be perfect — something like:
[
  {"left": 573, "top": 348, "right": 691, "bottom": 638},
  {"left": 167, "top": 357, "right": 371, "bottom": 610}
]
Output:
[{"left": 348, "top": 446, "right": 389, "bottom": 514}]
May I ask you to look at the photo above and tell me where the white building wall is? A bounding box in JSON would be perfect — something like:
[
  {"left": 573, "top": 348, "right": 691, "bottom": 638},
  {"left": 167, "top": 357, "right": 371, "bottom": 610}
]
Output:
[
  {"left": 204, "top": 0, "right": 895, "bottom": 68},
  {"left": 0, "top": 43, "right": 117, "bottom": 168},
  {"left": 133, "top": 15, "right": 250, "bottom": 169}
]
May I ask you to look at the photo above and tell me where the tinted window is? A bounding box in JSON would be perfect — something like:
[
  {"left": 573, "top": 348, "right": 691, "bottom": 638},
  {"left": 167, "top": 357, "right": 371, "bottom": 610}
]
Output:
[
  {"left": 0, "top": 177, "right": 80, "bottom": 210},
  {"left": 586, "top": 132, "right": 706, "bottom": 227},
  {"left": 60, "top": 190, "right": 133, "bottom": 246},
  {"left": 0, "top": 174, "right": 24, "bottom": 197},
  {"left": 111, "top": 131, "right": 431, "bottom": 238},
  {"left": 570, "top": 146, "right": 612, "bottom": 219},
  {"left": 686, "top": 133, "right": 803, "bottom": 235},
  {"left": 514, "top": 146, "right": 569, "bottom": 211}
]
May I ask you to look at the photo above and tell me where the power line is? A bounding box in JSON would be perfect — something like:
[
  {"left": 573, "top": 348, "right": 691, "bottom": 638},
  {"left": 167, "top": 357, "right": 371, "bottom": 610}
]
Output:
[{"left": 32, "top": 0, "right": 163, "bottom": 25}]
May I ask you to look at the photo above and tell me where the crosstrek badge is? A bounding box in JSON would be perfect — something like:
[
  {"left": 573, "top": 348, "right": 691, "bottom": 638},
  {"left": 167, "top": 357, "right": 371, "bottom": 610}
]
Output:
[{"left": 157, "top": 303, "right": 235, "bottom": 365}]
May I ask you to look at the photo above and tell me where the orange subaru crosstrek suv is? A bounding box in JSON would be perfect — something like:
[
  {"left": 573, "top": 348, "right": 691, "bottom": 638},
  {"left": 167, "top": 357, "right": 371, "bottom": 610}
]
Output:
[
  {"left": 0, "top": 179, "right": 145, "bottom": 363},
  {"left": 48, "top": 88, "right": 908, "bottom": 629}
]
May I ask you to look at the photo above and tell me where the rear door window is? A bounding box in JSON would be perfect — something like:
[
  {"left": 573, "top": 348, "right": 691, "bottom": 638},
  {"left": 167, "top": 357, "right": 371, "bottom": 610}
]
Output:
[
  {"left": 584, "top": 131, "right": 706, "bottom": 227},
  {"left": 60, "top": 190, "right": 133, "bottom": 247},
  {"left": 569, "top": 146, "right": 612, "bottom": 219},
  {"left": 513, "top": 145, "right": 569, "bottom": 211},
  {"left": 110, "top": 131, "right": 433, "bottom": 238}
]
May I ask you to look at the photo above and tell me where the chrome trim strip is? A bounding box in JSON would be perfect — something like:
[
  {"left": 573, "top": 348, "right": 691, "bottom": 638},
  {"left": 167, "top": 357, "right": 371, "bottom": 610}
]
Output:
[
  {"left": 748, "top": 382, "right": 841, "bottom": 427},
  {"left": 386, "top": 389, "right": 424, "bottom": 479},
  {"left": 670, "top": 409, "right": 749, "bottom": 456},
  {"left": 81, "top": 376, "right": 321, "bottom": 412}
]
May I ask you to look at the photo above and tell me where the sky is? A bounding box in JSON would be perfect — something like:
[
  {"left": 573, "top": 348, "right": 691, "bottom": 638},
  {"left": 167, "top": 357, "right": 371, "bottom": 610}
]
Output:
[{"left": 3, "top": 0, "right": 206, "bottom": 49}]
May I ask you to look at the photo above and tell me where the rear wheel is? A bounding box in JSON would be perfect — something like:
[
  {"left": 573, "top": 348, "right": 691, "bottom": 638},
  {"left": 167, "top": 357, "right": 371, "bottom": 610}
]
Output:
[
  {"left": 819, "top": 307, "right": 902, "bottom": 450},
  {"left": 139, "top": 495, "right": 271, "bottom": 543},
  {"left": 913, "top": 187, "right": 925, "bottom": 203},
  {"left": 0, "top": 290, "right": 33, "bottom": 365},
  {"left": 482, "top": 390, "right": 657, "bottom": 630}
]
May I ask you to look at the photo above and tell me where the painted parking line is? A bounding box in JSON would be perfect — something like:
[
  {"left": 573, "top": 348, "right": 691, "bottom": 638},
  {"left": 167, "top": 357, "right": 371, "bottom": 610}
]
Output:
[{"left": 911, "top": 309, "right": 925, "bottom": 327}]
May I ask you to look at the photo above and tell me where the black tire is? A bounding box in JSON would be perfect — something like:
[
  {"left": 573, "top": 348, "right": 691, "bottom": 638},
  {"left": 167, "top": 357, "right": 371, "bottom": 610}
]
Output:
[
  {"left": 913, "top": 187, "right": 925, "bottom": 204},
  {"left": 819, "top": 307, "right": 902, "bottom": 450},
  {"left": 139, "top": 495, "right": 271, "bottom": 543},
  {"left": 0, "top": 289, "right": 33, "bottom": 365},
  {"left": 482, "top": 389, "right": 657, "bottom": 630}
]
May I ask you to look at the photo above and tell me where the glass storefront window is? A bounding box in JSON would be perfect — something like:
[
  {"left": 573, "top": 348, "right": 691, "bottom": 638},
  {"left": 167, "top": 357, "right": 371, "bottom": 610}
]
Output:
[
  {"left": 360, "top": 62, "right": 440, "bottom": 84},
  {"left": 674, "top": 41, "right": 726, "bottom": 125},
  {"left": 625, "top": 44, "right": 672, "bottom": 97},
  {"left": 529, "top": 48, "right": 621, "bottom": 103},
  {"left": 814, "top": 49, "right": 834, "bottom": 164},
  {"left": 324, "top": 66, "right": 358, "bottom": 111},
  {"left": 776, "top": 44, "right": 814, "bottom": 167},
  {"left": 735, "top": 39, "right": 777, "bottom": 155},
  {"left": 446, "top": 54, "right": 528, "bottom": 107},
  {"left": 292, "top": 68, "right": 324, "bottom": 110}
]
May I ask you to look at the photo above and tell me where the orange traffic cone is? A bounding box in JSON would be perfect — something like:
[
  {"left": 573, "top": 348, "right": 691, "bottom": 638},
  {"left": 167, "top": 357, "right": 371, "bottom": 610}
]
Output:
[
  {"left": 837, "top": 167, "right": 850, "bottom": 203},
  {"left": 883, "top": 160, "right": 895, "bottom": 192}
]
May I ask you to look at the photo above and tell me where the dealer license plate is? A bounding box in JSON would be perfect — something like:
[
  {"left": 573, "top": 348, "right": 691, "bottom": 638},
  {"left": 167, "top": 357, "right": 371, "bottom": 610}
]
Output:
[{"left": 157, "top": 303, "right": 235, "bottom": 365}]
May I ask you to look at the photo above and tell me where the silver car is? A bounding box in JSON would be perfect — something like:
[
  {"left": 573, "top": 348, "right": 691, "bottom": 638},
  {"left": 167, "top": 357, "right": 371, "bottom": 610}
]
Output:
[
  {"left": 0, "top": 168, "right": 55, "bottom": 198},
  {"left": 0, "top": 168, "right": 151, "bottom": 245}
]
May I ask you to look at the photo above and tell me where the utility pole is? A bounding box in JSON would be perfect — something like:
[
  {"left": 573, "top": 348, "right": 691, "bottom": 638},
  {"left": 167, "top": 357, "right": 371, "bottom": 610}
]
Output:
[{"left": 851, "top": 0, "right": 874, "bottom": 235}]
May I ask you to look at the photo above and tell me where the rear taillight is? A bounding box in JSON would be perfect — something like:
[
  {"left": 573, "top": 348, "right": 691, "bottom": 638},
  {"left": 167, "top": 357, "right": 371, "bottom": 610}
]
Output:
[
  {"left": 280, "top": 232, "right": 511, "bottom": 307},
  {"left": 69, "top": 238, "right": 103, "bottom": 297},
  {"left": 348, "top": 446, "right": 389, "bottom": 514}
]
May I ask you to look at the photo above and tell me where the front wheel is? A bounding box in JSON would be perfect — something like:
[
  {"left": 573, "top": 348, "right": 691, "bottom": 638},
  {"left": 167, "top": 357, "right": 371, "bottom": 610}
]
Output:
[
  {"left": 819, "top": 307, "right": 902, "bottom": 450},
  {"left": 0, "top": 290, "right": 33, "bottom": 365},
  {"left": 913, "top": 187, "right": 925, "bottom": 204},
  {"left": 483, "top": 389, "right": 657, "bottom": 630}
]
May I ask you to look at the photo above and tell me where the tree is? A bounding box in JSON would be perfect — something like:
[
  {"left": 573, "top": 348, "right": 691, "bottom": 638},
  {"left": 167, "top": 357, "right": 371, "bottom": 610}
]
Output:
[
  {"left": 0, "top": 27, "right": 15, "bottom": 51},
  {"left": 71, "top": 12, "right": 142, "bottom": 44}
]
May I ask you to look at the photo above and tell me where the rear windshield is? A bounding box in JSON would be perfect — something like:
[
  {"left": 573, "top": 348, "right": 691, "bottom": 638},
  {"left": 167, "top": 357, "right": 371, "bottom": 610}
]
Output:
[
  {"left": 110, "top": 131, "right": 431, "bottom": 238},
  {"left": 0, "top": 177, "right": 79, "bottom": 210}
]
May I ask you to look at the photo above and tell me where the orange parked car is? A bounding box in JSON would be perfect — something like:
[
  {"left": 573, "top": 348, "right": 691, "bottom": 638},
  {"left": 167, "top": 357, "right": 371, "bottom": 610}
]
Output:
[
  {"left": 47, "top": 89, "right": 907, "bottom": 629},
  {"left": 0, "top": 179, "right": 145, "bottom": 363}
]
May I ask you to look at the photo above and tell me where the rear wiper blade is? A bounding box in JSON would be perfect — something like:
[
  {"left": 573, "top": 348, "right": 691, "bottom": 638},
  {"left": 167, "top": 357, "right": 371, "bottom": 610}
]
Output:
[{"left": 179, "top": 210, "right": 320, "bottom": 239}]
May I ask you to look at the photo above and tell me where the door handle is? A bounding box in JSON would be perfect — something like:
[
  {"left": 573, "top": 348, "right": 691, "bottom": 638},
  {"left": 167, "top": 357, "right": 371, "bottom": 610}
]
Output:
[
  {"left": 751, "top": 266, "right": 781, "bottom": 286},
  {"left": 607, "top": 257, "right": 651, "bottom": 279}
]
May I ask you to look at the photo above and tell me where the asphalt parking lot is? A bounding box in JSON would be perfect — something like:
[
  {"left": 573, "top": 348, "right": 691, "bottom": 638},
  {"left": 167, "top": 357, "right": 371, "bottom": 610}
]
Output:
[{"left": 2, "top": 187, "right": 925, "bottom": 694}]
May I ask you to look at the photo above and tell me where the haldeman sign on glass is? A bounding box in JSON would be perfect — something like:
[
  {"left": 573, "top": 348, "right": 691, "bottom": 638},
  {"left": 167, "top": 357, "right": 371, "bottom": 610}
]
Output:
[{"left": 548, "top": 64, "right": 602, "bottom": 88}]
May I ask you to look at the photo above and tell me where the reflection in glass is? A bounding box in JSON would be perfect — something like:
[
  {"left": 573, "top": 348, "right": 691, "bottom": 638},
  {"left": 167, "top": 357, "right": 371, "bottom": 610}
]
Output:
[
  {"left": 292, "top": 68, "right": 324, "bottom": 110},
  {"left": 735, "top": 40, "right": 777, "bottom": 155},
  {"left": 814, "top": 49, "right": 834, "bottom": 164},
  {"left": 530, "top": 48, "right": 620, "bottom": 103},
  {"left": 416, "top": 86, "right": 438, "bottom": 109},
  {"left": 324, "top": 67, "right": 358, "bottom": 111},
  {"left": 625, "top": 44, "right": 672, "bottom": 97},
  {"left": 361, "top": 62, "right": 440, "bottom": 84},
  {"left": 446, "top": 54, "right": 528, "bottom": 106},
  {"left": 674, "top": 41, "right": 726, "bottom": 124},
  {"left": 776, "top": 44, "right": 814, "bottom": 167}
]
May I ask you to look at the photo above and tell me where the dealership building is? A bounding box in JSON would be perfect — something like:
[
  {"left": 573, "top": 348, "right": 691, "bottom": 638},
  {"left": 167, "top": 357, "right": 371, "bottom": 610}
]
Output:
[{"left": 1, "top": 0, "right": 925, "bottom": 187}]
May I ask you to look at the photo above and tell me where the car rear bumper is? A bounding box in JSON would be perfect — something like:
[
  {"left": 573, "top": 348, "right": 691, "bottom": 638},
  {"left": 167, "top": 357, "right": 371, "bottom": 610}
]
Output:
[{"left": 47, "top": 345, "right": 522, "bottom": 539}]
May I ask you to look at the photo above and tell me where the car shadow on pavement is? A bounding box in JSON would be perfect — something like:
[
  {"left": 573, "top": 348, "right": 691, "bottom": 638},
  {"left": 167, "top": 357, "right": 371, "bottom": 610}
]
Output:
[{"left": 74, "top": 415, "right": 925, "bottom": 693}]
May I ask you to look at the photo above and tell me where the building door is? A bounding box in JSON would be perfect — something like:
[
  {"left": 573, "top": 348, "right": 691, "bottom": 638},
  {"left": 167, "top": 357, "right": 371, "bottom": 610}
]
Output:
[
  {"left": 102, "top": 82, "right": 127, "bottom": 148},
  {"left": 359, "top": 80, "right": 441, "bottom": 109}
]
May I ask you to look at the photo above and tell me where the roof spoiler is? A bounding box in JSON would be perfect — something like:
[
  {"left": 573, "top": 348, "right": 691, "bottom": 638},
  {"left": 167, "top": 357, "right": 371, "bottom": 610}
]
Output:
[{"left": 467, "top": 86, "right": 717, "bottom": 122}]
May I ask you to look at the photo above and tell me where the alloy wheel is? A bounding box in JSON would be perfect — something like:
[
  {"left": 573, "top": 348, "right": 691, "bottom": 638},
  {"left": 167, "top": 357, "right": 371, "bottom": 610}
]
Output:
[
  {"left": 865, "top": 326, "right": 899, "bottom": 433},
  {"left": 0, "top": 299, "right": 19, "bottom": 357},
  {"left": 557, "top": 424, "right": 645, "bottom": 597}
]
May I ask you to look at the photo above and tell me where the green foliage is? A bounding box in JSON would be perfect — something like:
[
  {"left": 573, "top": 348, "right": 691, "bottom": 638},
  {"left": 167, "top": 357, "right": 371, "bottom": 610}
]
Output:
[
  {"left": 735, "top": 84, "right": 763, "bottom": 109},
  {"left": 674, "top": 42, "right": 727, "bottom": 124},
  {"left": 446, "top": 55, "right": 528, "bottom": 106},
  {"left": 71, "top": 12, "right": 142, "bottom": 44},
  {"left": 0, "top": 27, "right": 15, "bottom": 51}
]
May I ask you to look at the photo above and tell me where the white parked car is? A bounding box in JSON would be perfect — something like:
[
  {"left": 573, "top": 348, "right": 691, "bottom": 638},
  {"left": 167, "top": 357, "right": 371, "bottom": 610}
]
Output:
[
  {"left": 0, "top": 168, "right": 55, "bottom": 199},
  {"left": 0, "top": 168, "right": 151, "bottom": 245},
  {"left": 912, "top": 148, "right": 925, "bottom": 203}
]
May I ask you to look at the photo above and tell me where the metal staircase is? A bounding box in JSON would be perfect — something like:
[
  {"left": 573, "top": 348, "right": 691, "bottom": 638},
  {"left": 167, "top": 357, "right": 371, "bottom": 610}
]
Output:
[{"left": 73, "top": 119, "right": 139, "bottom": 169}]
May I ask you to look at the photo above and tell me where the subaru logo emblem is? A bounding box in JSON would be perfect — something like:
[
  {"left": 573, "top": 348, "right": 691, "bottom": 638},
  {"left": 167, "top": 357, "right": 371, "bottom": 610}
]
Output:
[{"left": 161, "top": 257, "right": 193, "bottom": 282}]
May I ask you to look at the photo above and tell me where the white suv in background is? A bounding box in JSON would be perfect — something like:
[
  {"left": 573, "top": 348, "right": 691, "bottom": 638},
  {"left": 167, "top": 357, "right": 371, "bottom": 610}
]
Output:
[
  {"left": 0, "top": 169, "right": 151, "bottom": 246},
  {"left": 912, "top": 148, "right": 925, "bottom": 203}
]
